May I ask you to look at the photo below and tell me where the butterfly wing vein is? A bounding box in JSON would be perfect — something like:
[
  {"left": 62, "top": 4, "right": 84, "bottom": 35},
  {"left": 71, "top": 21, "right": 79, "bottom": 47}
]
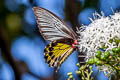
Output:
[{"left": 33, "top": 7, "right": 77, "bottom": 41}]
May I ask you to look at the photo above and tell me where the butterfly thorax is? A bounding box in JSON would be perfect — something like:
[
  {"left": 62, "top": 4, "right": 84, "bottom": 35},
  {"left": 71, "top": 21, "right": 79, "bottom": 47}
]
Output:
[{"left": 72, "top": 40, "right": 78, "bottom": 48}]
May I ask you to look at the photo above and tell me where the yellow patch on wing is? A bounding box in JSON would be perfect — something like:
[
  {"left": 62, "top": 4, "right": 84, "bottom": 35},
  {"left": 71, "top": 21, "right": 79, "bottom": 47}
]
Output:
[{"left": 44, "top": 42, "right": 74, "bottom": 71}]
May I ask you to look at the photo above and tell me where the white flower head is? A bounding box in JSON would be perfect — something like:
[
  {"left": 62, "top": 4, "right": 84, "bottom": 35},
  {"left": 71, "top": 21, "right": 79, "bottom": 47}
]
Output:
[
  {"left": 77, "top": 12, "right": 120, "bottom": 60},
  {"left": 77, "top": 12, "right": 120, "bottom": 75}
]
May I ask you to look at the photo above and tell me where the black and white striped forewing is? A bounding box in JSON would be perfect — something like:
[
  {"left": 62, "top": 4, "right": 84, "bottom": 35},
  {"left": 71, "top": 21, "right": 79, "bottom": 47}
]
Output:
[{"left": 33, "top": 7, "right": 77, "bottom": 41}]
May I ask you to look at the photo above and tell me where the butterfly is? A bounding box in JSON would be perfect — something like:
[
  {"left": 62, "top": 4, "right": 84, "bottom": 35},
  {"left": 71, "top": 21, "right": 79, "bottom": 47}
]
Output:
[{"left": 33, "top": 7, "right": 78, "bottom": 72}]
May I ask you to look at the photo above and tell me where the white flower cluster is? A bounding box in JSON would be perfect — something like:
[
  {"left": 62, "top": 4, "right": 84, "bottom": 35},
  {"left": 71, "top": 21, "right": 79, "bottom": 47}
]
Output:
[
  {"left": 77, "top": 12, "right": 120, "bottom": 60},
  {"left": 77, "top": 12, "right": 120, "bottom": 76}
]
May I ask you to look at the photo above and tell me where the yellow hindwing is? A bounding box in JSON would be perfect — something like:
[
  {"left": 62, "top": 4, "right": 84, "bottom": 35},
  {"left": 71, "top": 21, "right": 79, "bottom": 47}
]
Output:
[{"left": 44, "top": 42, "right": 74, "bottom": 70}]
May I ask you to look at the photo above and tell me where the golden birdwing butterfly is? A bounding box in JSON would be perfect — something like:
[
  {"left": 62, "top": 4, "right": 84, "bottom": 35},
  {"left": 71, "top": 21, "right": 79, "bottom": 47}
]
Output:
[{"left": 33, "top": 7, "right": 77, "bottom": 72}]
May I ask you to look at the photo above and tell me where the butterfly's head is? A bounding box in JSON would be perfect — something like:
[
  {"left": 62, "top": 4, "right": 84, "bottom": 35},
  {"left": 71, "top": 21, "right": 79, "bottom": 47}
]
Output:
[{"left": 72, "top": 40, "right": 78, "bottom": 48}]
